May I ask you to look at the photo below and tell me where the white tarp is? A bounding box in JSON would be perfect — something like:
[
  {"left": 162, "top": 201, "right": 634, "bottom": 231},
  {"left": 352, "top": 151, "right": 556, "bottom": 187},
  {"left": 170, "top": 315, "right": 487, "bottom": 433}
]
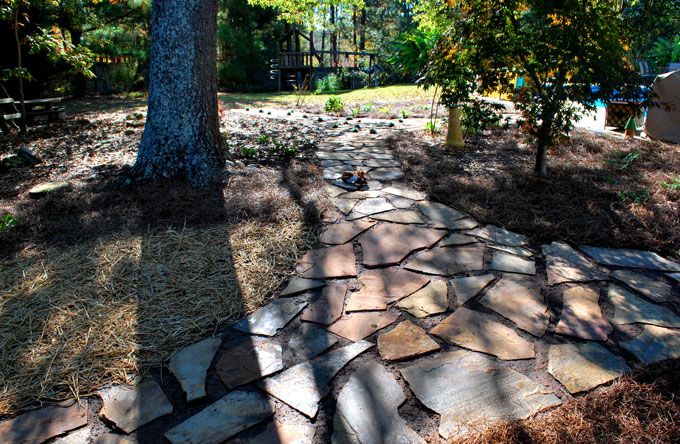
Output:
[{"left": 644, "top": 70, "right": 680, "bottom": 143}]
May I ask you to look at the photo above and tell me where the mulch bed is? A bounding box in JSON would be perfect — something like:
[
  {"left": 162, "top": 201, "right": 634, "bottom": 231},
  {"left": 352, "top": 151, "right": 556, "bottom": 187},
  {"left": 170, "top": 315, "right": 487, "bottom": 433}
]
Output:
[{"left": 388, "top": 128, "right": 679, "bottom": 258}]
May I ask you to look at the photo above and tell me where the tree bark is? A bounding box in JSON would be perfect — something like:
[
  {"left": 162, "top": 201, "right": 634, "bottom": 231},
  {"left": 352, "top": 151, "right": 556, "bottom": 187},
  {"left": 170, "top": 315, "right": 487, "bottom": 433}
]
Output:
[
  {"left": 534, "top": 111, "right": 554, "bottom": 176},
  {"left": 359, "top": 8, "right": 366, "bottom": 51},
  {"left": 69, "top": 30, "right": 88, "bottom": 98},
  {"left": 135, "top": 0, "right": 223, "bottom": 187}
]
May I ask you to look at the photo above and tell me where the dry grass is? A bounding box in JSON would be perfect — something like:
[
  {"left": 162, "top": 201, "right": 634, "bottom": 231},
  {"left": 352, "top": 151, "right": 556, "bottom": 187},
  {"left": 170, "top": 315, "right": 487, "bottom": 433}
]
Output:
[
  {"left": 0, "top": 220, "right": 316, "bottom": 416},
  {"left": 456, "top": 363, "right": 680, "bottom": 444}
]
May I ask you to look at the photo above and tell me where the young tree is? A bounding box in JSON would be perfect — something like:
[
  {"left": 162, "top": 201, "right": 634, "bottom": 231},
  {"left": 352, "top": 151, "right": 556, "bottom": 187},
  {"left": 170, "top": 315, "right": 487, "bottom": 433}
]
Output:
[
  {"left": 424, "top": 0, "right": 638, "bottom": 176},
  {"left": 134, "top": 0, "right": 223, "bottom": 187}
]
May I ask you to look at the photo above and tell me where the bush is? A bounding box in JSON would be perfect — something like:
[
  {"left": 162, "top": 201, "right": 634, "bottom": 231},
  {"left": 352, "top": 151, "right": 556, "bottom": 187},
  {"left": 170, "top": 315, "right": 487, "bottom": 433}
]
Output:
[
  {"left": 324, "top": 96, "right": 344, "bottom": 113},
  {"left": 461, "top": 99, "right": 506, "bottom": 137},
  {"left": 109, "top": 61, "right": 139, "bottom": 93},
  {"left": 0, "top": 213, "right": 18, "bottom": 233},
  {"left": 316, "top": 74, "right": 341, "bottom": 94}
]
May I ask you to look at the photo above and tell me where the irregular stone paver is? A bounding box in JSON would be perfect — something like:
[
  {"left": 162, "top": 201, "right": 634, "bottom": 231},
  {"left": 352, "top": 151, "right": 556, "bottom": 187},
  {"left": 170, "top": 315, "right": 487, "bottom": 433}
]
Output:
[
  {"left": 28, "top": 181, "right": 70, "bottom": 198},
  {"left": 320, "top": 220, "right": 376, "bottom": 245},
  {"left": 364, "top": 158, "right": 400, "bottom": 168},
  {"left": 580, "top": 245, "right": 680, "bottom": 272},
  {"left": 386, "top": 195, "right": 415, "bottom": 209},
  {"left": 488, "top": 244, "right": 533, "bottom": 258},
  {"left": 620, "top": 325, "right": 680, "bottom": 364},
  {"left": 669, "top": 273, "right": 680, "bottom": 282},
  {"left": 555, "top": 285, "right": 612, "bottom": 341},
  {"left": 92, "top": 434, "right": 136, "bottom": 444},
  {"left": 368, "top": 168, "right": 404, "bottom": 181},
  {"left": 417, "top": 202, "right": 468, "bottom": 228},
  {"left": 480, "top": 278, "right": 549, "bottom": 337},
  {"left": 215, "top": 338, "right": 283, "bottom": 388},
  {"left": 234, "top": 421, "right": 316, "bottom": 444},
  {"left": 369, "top": 209, "right": 425, "bottom": 224},
  {"left": 431, "top": 308, "right": 535, "bottom": 360},
  {"left": 382, "top": 185, "right": 426, "bottom": 201},
  {"left": 0, "top": 401, "right": 88, "bottom": 444},
  {"left": 288, "top": 323, "right": 340, "bottom": 362},
  {"left": 259, "top": 341, "right": 374, "bottom": 417},
  {"left": 333, "top": 362, "right": 425, "bottom": 444},
  {"left": 377, "top": 320, "right": 441, "bottom": 361},
  {"left": 345, "top": 210, "right": 369, "bottom": 221},
  {"left": 233, "top": 296, "right": 309, "bottom": 336},
  {"left": 543, "top": 241, "right": 606, "bottom": 285},
  {"left": 611, "top": 269, "right": 674, "bottom": 303},
  {"left": 358, "top": 223, "right": 446, "bottom": 267},
  {"left": 99, "top": 380, "right": 172, "bottom": 433},
  {"left": 353, "top": 197, "right": 394, "bottom": 215},
  {"left": 401, "top": 351, "right": 561, "bottom": 439},
  {"left": 297, "top": 244, "right": 357, "bottom": 279},
  {"left": 440, "top": 232, "right": 476, "bottom": 246},
  {"left": 547, "top": 343, "right": 631, "bottom": 394},
  {"left": 608, "top": 285, "right": 680, "bottom": 327},
  {"left": 323, "top": 166, "right": 349, "bottom": 180},
  {"left": 450, "top": 274, "right": 495, "bottom": 305},
  {"left": 317, "top": 151, "right": 353, "bottom": 161},
  {"left": 280, "top": 277, "right": 326, "bottom": 297},
  {"left": 339, "top": 190, "right": 382, "bottom": 199},
  {"left": 165, "top": 391, "right": 274, "bottom": 444},
  {"left": 54, "top": 428, "right": 93, "bottom": 444},
  {"left": 346, "top": 268, "right": 430, "bottom": 312},
  {"left": 327, "top": 310, "right": 401, "bottom": 342},
  {"left": 301, "top": 284, "right": 347, "bottom": 325},
  {"left": 168, "top": 336, "right": 221, "bottom": 401},
  {"left": 489, "top": 252, "right": 536, "bottom": 275},
  {"left": 444, "top": 218, "right": 479, "bottom": 230},
  {"left": 325, "top": 184, "right": 347, "bottom": 197},
  {"left": 395, "top": 280, "right": 449, "bottom": 317},
  {"left": 331, "top": 198, "right": 356, "bottom": 215},
  {"left": 404, "top": 246, "right": 484, "bottom": 276},
  {"left": 468, "top": 225, "right": 528, "bottom": 246}
]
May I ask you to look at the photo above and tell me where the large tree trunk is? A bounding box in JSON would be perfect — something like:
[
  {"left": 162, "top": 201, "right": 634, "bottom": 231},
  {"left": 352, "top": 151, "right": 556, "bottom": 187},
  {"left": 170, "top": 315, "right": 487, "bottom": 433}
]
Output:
[{"left": 134, "top": 0, "right": 222, "bottom": 187}]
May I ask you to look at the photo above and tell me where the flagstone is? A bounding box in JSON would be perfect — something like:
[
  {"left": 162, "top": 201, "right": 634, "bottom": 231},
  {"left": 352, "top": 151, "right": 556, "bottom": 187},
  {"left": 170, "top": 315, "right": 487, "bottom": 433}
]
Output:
[
  {"left": 450, "top": 274, "right": 495, "bottom": 305},
  {"left": 404, "top": 246, "right": 485, "bottom": 275},
  {"left": 620, "top": 325, "right": 680, "bottom": 364},
  {"left": 233, "top": 421, "right": 316, "bottom": 444},
  {"left": 377, "top": 320, "right": 441, "bottom": 361},
  {"left": 168, "top": 337, "right": 222, "bottom": 401},
  {"left": 320, "top": 159, "right": 345, "bottom": 168},
  {"left": 386, "top": 195, "right": 415, "bottom": 209},
  {"left": 488, "top": 244, "right": 533, "bottom": 258},
  {"left": 320, "top": 220, "right": 376, "bottom": 245},
  {"left": 317, "top": 151, "right": 353, "bottom": 161},
  {"left": 301, "top": 284, "right": 347, "bottom": 325},
  {"left": 92, "top": 433, "right": 137, "bottom": 444},
  {"left": 333, "top": 362, "right": 425, "bottom": 444},
  {"left": 611, "top": 269, "right": 674, "bottom": 303},
  {"left": 331, "top": 198, "right": 356, "bottom": 215},
  {"left": 555, "top": 285, "right": 612, "bottom": 341},
  {"left": 324, "top": 182, "right": 348, "bottom": 197},
  {"left": 396, "top": 280, "right": 449, "bottom": 317},
  {"left": 417, "top": 202, "right": 468, "bottom": 228},
  {"left": 364, "top": 158, "right": 400, "bottom": 168},
  {"left": 382, "top": 185, "right": 426, "bottom": 201},
  {"left": 580, "top": 245, "right": 680, "bottom": 271},
  {"left": 430, "top": 308, "right": 535, "bottom": 360},
  {"left": 259, "top": 341, "right": 374, "bottom": 417},
  {"left": 368, "top": 168, "right": 404, "bottom": 181},
  {"left": 280, "top": 277, "right": 325, "bottom": 297},
  {"left": 0, "top": 401, "right": 88, "bottom": 444},
  {"left": 445, "top": 217, "right": 479, "bottom": 230},
  {"left": 480, "top": 278, "right": 549, "bottom": 337},
  {"left": 330, "top": 179, "right": 366, "bottom": 192},
  {"left": 440, "top": 232, "right": 477, "bottom": 247},
  {"left": 339, "top": 190, "right": 382, "bottom": 199},
  {"left": 298, "top": 244, "right": 357, "bottom": 279},
  {"left": 165, "top": 390, "right": 274, "bottom": 444},
  {"left": 608, "top": 285, "right": 680, "bottom": 327},
  {"left": 401, "top": 351, "right": 561, "bottom": 439},
  {"left": 345, "top": 211, "right": 369, "bottom": 221},
  {"left": 358, "top": 223, "right": 446, "bottom": 266},
  {"left": 367, "top": 179, "right": 383, "bottom": 190},
  {"left": 353, "top": 197, "right": 394, "bottom": 215},
  {"left": 369, "top": 209, "right": 425, "bottom": 224},
  {"left": 323, "top": 166, "right": 349, "bottom": 180},
  {"left": 233, "top": 296, "right": 309, "bottom": 336},
  {"left": 345, "top": 268, "right": 430, "bottom": 311},
  {"left": 547, "top": 343, "right": 630, "bottom": 394},
  {"left": 215, "top": 338, "right": 284, "bottom": 388},
  {"left": 489, "top": 252, "right": 536, "bottom": 275},
  {"left": 327, "top": 310, "right": 401, "bottom": 341},
  {"left": 468, "top": 225, "right": 528, "bottom": 246},
  {"left": 669, "top": 273, "right": 680, "bottom": 282},
  {"left": 287, "top": 323, "right": 340, "bottom": 363},
  {"left": 543, "top": 242, "right": 606, "bottom": 285},
  {"left": 99, "top": 380, "right": 173, "bottom": 433}
]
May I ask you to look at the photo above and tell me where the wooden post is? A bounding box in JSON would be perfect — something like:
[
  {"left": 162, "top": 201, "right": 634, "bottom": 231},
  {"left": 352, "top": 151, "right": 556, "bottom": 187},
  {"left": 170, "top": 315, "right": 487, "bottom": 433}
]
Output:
[{"left": 446, "top": 107, "right": 464, "bottom": 148}]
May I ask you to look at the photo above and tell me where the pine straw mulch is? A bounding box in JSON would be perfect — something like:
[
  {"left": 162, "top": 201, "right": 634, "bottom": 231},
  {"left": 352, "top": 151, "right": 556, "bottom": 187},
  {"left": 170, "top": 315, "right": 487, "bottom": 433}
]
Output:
[
  {"left": 388, "top": 128, "right": 680, "bottom": 258},
  {"left": 456, "top": 361, "right": 680, "bottom": 444},
  {"left": 0, "top": 102, "right": 335, "bottom": 417}
]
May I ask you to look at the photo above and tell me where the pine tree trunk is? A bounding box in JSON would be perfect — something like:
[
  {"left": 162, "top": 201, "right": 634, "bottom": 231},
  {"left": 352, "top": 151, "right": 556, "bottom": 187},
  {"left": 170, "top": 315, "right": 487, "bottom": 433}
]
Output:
[{"left": 134, "top": 0, "right": 222, "bottom": 187}]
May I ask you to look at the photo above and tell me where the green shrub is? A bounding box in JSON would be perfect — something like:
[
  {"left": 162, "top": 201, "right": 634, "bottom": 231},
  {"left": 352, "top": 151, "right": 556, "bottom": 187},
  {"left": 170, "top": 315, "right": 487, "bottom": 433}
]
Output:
[
  {"left": 360, "top": 103, "right": 374, "bottom": 113},
  {"left": 324, "top": 96, "right": 344, "bottom": 113},
  {"left": 660, "top": 177, "right": 680, "bottom": 190},
  {"left": 618, "top": 188, "right": 650, "bottom": 204},
  {"left": 0, "top": 213, "right": 18, "bottom": 233},
  {"left": 240, "top": 146, "right": 258, "bottom": 158},
  {"left": 316, "top": 73, "right": 341, "bottom": 93},
  {"left": 109, "top": 61, "right": 139, "bottom": 93},
  {"left": 461, "top": 100, "right": 506, "bottom": 137},
  {"left": 608, "top": 150, "right": 641, "bottom": 171},
  {"left": 257, "top": 134, "right": 270, "bottom": 144},
  {"left": 425, "top": 121, "right": 439, "bottom": 134},
  {"left": 399, "top": 109, "right": 411, "bottom": 118}
]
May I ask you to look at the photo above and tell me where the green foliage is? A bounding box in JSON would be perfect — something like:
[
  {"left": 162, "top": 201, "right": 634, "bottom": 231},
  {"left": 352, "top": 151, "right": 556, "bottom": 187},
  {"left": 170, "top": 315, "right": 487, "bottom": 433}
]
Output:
[
  {"left": 109, "top": 62, "right": 139, "bottom": 93},
  {"left": 461, "top": 100, "right": 506, "bottom": 137},
  {"left": 618, "top": 188, "right": 650, "bottom": 204},
  {"left": 424, "top": 120, "right": 439, "bottom": 134},
  {"left": 240, "top": 145, "right": 259, "bottom": 158},
  {"left": 316, "top": 74, "right": 342, "bottom": 94},
  {"left": 399, "top": 109, "right": 411, "bottom": 118},
  {"left": 622, "top": 0, "right": 680, "bottom": 60},
  {"left": 378, "top": 105, "right": 392, "bottom": 114},
  {"left": 608, "top": 150, "right": 642, "bottom": 171},
  {"left": 647, "top": 36, "right": 680, "bottom": 69},
  {"left": 324, "top": 95, "right": 344, "bottom": 112},
  {"left": 257, "top": 134, "right": 271, "bottom": 144},
  {"left": 0, "top": 213, "right": 19, "bottom": 233},
  {"left": 389, "top": 29, "right": 439, "bottom": 79},
  {"left": 660, "top": 177, "right": 680, "bottom": 190},
  {"left": 360, "top": 103, "right": 374, "bottom": 113}
]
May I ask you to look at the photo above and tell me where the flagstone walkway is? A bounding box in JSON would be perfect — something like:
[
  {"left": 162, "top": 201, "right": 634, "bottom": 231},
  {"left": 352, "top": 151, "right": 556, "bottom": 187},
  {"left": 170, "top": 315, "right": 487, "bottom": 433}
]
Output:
[{"left": 2, "top": 110, "right": 680, "bottom": 443}]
